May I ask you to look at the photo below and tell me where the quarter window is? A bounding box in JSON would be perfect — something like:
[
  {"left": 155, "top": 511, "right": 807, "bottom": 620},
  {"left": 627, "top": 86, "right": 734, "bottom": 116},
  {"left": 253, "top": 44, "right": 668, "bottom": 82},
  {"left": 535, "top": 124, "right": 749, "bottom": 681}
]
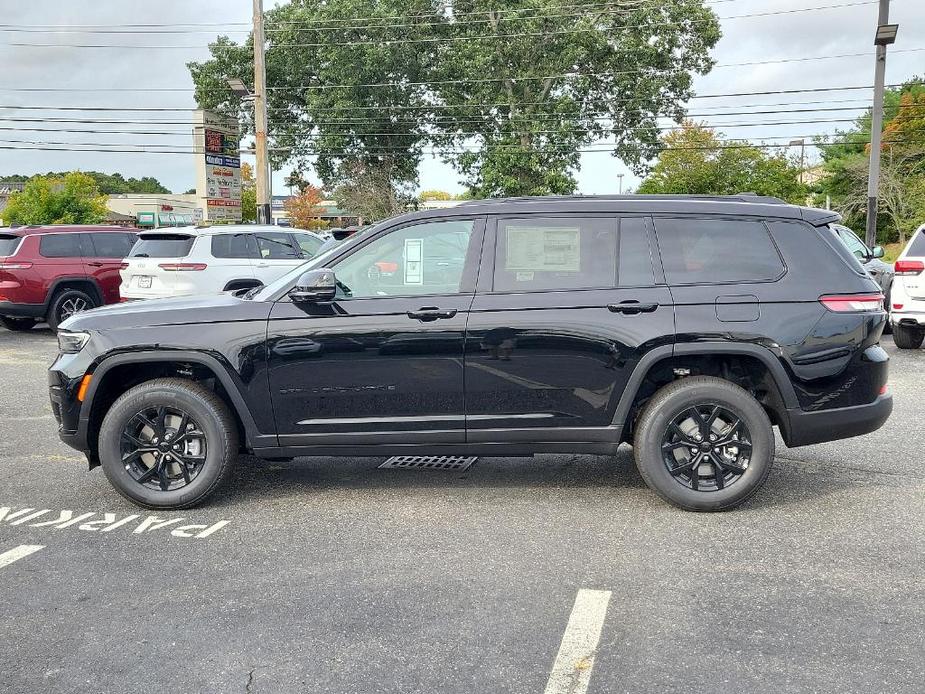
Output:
[
  {"left": 332, "top": 220, "right": 475, "bottom": 298},
  {"left": 39, "top": 233, "right": 82, "bottom": 258},
  {"left": 493, "top": 217, "right": 617, "bottom": 292},
  {"left": 618, "top": 217, "right": 655, "bottom": 287},
  {"left": 655, "top": 218, "right": 784, "bottom": 284}
]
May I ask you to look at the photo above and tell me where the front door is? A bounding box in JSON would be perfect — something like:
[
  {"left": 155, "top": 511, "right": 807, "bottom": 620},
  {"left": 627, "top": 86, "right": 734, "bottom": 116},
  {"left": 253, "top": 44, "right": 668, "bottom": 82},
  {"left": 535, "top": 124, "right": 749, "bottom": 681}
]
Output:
[
  {"left": 464, "top": 215, "right": 674, "bottom": 444},
  {"left": 267, "top": 217, "right": 484, "bottom": 448}
]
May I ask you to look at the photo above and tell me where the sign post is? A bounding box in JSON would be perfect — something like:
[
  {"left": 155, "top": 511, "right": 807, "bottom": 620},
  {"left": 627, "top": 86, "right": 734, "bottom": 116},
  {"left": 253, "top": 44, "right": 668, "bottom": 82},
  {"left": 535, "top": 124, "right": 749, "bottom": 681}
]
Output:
[{"left": 193, "top": 110, "right": 242, "bottom": 223}]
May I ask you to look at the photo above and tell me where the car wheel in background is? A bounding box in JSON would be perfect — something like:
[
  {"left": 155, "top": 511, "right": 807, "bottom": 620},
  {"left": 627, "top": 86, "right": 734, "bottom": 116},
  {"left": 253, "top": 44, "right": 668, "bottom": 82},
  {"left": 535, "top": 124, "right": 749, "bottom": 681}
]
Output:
[
  {"left": 97, "top": 377, "right": 238, "bottom": 509},
  {"left": 632, "top": 376, "right": 774, "bottom": 512},
  {"left": 893, "top": 324, "right": 924, "bottom": 350},
  {"left": 47, "top": 288, "right": 96, "bottom": 331},
  {"left": 0, "top": 316, "right": 37, "bottom": 332}
]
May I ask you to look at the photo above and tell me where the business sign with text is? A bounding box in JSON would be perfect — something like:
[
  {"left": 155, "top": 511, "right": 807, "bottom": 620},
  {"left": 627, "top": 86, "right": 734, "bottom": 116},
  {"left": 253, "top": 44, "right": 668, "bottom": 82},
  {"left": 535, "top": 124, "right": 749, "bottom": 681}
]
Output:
[{"left": 194, "top": 110, "right": 242, "bottom": 222}]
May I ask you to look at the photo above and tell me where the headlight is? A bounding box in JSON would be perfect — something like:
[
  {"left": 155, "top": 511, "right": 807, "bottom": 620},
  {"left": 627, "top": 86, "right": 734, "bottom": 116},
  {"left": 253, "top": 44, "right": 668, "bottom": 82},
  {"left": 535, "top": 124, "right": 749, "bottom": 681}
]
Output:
[{"left": 57, "top": 330, "right": 90, "bottom": 354}]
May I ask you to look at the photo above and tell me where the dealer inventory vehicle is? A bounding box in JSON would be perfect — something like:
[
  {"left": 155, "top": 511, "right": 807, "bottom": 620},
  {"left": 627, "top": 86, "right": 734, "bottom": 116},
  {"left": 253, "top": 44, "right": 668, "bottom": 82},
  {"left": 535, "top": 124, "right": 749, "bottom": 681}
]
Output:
[
  {"left": 0, "top": 225, "right": 136, "bottom": 331},
  {"left": 889, "top": 222, "right": 925, "bottom": 349},
  {"left": 50, "top": 195, "right": 891, "bottom": 511},
  {"left": 119, "top": 224, "right": 326, "bottom": 300}
]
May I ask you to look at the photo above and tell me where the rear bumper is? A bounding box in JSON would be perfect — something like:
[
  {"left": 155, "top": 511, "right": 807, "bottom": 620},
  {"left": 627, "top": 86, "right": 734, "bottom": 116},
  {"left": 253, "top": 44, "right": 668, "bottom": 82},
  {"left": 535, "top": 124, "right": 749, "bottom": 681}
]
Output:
[
  {"left": 780, "top": 393, "right": 893, "bottom": 447},
  {"left": 0, "top": 300, "right": 45, "bottom": 318}
]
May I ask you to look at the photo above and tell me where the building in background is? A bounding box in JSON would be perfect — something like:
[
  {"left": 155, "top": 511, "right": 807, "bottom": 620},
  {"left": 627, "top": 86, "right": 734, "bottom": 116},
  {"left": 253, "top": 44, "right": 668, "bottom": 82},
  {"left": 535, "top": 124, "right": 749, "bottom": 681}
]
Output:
[{"left": 106, "top": 193, "right": 201, "bottom": 228}]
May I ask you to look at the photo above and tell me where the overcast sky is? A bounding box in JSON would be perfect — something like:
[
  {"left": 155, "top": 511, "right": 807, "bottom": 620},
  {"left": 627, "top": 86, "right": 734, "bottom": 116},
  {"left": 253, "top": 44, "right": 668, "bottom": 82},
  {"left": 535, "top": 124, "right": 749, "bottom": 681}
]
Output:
[{"left": 0, "top": 0, "right": 922, "bottom": 195}]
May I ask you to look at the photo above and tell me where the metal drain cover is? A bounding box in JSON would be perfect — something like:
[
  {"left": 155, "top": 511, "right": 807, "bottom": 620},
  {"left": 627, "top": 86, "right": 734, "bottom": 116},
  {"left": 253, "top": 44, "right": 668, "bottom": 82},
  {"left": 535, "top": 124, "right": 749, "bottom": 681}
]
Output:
[{"left": 379, "top": 455, "right": 478, "bottom": 471}]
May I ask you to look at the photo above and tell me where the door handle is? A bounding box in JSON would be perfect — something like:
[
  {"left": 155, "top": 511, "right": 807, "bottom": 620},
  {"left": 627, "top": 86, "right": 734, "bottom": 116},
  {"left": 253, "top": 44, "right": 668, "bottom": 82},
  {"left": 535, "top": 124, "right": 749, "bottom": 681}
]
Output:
[
  {"left": 607, "top": 301, "right": 659, "bottom": 315},
  {"left": 407, "top": 307, "right": 458, "bottom": 322},
  {"left": 86, "top": 261, "right": 104, "bottom": 267}
]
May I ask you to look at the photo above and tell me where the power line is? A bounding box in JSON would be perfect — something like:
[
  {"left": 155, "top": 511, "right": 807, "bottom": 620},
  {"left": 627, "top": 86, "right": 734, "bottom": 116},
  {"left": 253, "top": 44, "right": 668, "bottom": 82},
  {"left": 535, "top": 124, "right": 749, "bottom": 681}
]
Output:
[{"left": 0, "top": 1, "right": 880, "bottom": 50}]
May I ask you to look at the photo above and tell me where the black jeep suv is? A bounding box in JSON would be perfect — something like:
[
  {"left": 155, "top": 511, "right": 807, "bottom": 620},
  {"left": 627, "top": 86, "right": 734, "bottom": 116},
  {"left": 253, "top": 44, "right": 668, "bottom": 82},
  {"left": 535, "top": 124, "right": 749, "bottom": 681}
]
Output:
[{"left": 49, "top": 195, "right": 892, "bottom": 511}]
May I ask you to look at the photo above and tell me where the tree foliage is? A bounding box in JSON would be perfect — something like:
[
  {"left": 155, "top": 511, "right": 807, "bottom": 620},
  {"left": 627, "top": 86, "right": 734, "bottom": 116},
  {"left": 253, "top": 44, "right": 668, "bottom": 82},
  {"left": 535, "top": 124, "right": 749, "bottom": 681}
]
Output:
[
  {"left": 239, "top": 162, "right": 257, "bottom": 223},
  {"left": 638, "top": 122, "right": 807, "bottom": 202},
  {"left": 284, "top": 184, "right": 328, "bottom": 229},
  {"left": 188, "top": 0, "right": 720, "bottom": 212},
  {"left": 2, "top": 170, "right": 170, "bottom": 195},
  {"left": 816, "top": 78, "right": 925, "bottom": 243},
  {"left": 2, "top": 172, "right": 108, "bottom": 226}
]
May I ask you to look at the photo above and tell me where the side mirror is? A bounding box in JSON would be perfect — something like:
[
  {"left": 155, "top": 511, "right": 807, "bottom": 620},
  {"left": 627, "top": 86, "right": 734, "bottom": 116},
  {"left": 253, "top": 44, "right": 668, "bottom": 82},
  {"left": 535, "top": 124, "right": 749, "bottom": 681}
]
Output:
[
  {"left": 289, "top": 268, "right": 336, "bottom": 304},
  {"left": 871, "top": 245, "right": 885, "bottom": 259}
]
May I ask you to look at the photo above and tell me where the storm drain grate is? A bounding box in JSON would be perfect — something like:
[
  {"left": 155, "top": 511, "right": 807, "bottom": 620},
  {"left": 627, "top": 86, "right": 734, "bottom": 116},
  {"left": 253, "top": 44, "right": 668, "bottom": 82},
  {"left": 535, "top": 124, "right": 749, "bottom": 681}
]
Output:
[{"left": 378, "top": 455, "right": 478, "bottom": 471}]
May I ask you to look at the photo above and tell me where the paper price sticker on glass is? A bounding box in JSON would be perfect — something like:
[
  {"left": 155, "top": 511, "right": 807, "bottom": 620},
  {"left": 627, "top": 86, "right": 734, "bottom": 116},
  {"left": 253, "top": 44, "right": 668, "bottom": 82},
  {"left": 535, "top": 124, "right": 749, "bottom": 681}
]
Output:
[{"left": 505, "top": 226, "right": 581, "bottom": 273}]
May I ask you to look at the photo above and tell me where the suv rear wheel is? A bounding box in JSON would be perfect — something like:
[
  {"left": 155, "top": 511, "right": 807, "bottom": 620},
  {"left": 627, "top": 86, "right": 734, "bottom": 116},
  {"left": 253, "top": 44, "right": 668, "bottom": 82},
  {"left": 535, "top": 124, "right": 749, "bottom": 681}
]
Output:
[
  {"left": 0, "top": 316, "right": 36, "bottom": 331},
  {"left": 47, "top": 288, "right": 96, "bottom": 330},
  {"left": 632, "top": 376, "right": 774, "bottom": 511},
  {"left": 893, "top": 323, "right": 924, "bottom": 350},
  {"left": 97, "top": 378, "right": 238, "bottom": 509}
]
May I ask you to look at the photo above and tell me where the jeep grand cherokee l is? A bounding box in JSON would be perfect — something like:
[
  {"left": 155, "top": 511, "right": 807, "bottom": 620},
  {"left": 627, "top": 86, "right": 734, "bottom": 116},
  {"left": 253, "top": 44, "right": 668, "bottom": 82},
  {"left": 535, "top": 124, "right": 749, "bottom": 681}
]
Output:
[{"left": 49, "top": 195, "right": 892, "bottom": 511}]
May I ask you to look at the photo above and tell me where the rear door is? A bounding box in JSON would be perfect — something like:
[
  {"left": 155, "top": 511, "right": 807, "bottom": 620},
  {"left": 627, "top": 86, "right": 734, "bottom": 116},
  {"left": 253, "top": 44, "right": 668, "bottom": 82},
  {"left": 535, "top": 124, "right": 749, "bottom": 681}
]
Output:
[
  {"left": 464, "top": 214, "right": 673, "bottom": 443},
  {"left": 83, "top": 231, "right": 136, "bottom": 304},
  {"left": 36, "top": 232, "right": 86, "bottom": 296},
  {"left": 253, "top": 231, "right": 304, "bottom": 284},
  {"left": 209, "top": 232, "right": 258, "bottom": 289}
]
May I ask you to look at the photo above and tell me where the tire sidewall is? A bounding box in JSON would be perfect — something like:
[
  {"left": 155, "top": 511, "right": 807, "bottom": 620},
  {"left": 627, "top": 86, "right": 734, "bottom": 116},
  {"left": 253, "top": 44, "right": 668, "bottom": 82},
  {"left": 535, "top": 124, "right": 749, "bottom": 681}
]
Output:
[
  {"left": 99, "top": 383, "right": 230, "bottom": 508},
  {"left": 636, "top": 381, "right": 774, "bottom": 511},
  {"left": 48, "top": 288, "right": 96, "bottom": 330}
]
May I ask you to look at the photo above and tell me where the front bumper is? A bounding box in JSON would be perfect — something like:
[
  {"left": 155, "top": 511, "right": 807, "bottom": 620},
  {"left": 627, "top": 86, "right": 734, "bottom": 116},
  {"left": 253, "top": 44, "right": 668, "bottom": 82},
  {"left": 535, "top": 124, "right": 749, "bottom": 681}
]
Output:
[{"left": 780, "top": 393, "right": 893, "bottom": 447}]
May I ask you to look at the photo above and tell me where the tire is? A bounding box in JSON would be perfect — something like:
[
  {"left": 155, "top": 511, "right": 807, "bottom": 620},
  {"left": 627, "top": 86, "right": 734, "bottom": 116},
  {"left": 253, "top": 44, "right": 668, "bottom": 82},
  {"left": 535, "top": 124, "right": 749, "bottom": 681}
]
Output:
[
  {"left": 0, "top": 316, "right": 36, "bottom": 331},
  {"left": 46, "top": 288, "right": 96, "bottom": 330},
  {"left": 883, "top": 290, "right": 892, "bottom": 335},
  {"left": 893, "top": 323, "right": 924, "bottom": 350},
  {"left": 97, "top": 377, "right": 238, "bottom": 509},
  {"left": 632, "top": 376, "right": 775, "bottom": 512}
]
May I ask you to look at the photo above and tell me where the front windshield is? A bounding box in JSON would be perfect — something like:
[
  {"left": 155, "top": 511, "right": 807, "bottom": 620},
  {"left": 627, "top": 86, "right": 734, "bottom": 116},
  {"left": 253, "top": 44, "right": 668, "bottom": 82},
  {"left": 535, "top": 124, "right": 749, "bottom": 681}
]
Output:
[{"left": 247, "top": 222, "right": 385, "bottom": 301}]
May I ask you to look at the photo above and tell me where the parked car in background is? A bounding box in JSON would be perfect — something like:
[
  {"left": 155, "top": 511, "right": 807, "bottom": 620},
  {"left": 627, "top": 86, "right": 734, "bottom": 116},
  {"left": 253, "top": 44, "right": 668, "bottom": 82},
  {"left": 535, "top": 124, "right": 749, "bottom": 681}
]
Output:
[
  {"left": 890, "top": 223, "right": 925, "bottom": 349},
  {"left": 119, "top": 224, "right": 326, "bottom": 301},
  {"left": 51, "top": 194, "right": 891, "bottom": 512},
  {"left": 828, "top": 224, "right": 894, "bottom": 329},
  {"left": 0, "top": 225, "right": 136, "bottom": 330}
]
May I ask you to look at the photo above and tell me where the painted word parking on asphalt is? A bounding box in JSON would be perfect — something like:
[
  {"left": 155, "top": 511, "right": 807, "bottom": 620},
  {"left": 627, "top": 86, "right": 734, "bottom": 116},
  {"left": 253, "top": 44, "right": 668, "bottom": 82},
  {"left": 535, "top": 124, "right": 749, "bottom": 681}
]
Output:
[{"left": 0, "top": 506, "right": 229, "bottom": 539}]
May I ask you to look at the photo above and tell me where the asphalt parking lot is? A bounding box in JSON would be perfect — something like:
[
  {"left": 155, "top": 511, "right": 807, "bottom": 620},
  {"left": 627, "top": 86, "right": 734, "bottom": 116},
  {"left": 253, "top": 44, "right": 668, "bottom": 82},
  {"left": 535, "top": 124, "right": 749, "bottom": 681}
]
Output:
[{"left": 1, "top": 326, "right": 923, "bottom": 694}]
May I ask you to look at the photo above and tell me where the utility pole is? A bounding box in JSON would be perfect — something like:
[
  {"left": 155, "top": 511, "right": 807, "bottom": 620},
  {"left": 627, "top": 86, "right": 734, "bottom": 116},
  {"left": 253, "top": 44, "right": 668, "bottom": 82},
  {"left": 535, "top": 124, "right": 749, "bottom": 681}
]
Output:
[
  {"left": 617, "top": 173, "right": 624, "bottom": 195},
  {"left": 865, "top": 0, "right": 898, "bottom": 248},
  {"left": 253, "top": 0, "right": 272, "bottom": 225}
]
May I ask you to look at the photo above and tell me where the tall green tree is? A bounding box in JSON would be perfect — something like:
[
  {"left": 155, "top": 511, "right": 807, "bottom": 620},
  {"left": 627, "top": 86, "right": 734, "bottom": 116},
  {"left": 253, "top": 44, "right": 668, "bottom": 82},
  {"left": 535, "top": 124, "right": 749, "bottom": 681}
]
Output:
[
  {"left": 638, "top": 122, "right": 807, "bottom": 202},
  {"left": 2, "top": 172, "right": 108, "bottom": 226},
  {"left": 430, "top": 0, "right": 720, "bottom": 197}
]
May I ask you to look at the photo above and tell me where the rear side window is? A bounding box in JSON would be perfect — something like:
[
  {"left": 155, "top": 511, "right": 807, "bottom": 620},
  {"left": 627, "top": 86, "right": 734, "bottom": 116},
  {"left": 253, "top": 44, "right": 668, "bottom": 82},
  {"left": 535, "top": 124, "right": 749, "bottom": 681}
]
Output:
[
  {"left": 907, "top": 228, "right": 925, "bottom": 256},
  {"left": 655, "top": 218, "right": 784, "bottom": 284},
  {"left": 129, "top": 234, "right": 194, "bottom": 258},
  {"left": 211, "top": 233, "right": 257, "bottom": 259},
  {"left": 0, "top": 234, "right": 21, "bottom": 256},
  {"left": 255, "top": 232, "right": 300, "bottom": 260},
  {"left": 493, "top": 217, "right": 616, "bottom": 292},
  {"left": 39, "top": 233, "right": 82, "bottom": 258},
  {"left": 87, "top": 232, "right": 135, "bottom": 258}
]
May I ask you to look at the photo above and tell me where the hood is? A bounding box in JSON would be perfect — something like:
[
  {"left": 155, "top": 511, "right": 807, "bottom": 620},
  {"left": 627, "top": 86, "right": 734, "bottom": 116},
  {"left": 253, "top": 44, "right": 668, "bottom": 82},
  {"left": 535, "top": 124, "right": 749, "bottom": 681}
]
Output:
[{"left": 60, "top": 292, "right": 273, "bottom": 332}]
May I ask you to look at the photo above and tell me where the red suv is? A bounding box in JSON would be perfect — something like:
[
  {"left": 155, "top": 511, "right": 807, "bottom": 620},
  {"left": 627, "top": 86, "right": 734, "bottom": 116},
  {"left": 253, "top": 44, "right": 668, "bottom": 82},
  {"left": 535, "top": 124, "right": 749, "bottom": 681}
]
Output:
[{"left": 0, "top": 226, "right": 136, "bottom": 331}]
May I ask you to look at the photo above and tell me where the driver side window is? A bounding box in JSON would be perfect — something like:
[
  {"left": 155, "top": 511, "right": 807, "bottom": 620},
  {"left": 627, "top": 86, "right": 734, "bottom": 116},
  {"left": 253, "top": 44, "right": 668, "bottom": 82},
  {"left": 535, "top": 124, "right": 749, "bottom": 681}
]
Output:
[{"left": 332, "top": 219, "right": 476, "bottom": 298}]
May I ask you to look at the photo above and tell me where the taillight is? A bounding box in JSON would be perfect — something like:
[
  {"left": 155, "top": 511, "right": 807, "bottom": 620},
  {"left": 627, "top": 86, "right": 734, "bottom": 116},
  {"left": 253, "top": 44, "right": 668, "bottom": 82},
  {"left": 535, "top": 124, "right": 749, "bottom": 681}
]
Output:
[
  {"left": 0, "top": 261, "right": 33, "bottom": 270},
  {"left": 893, "top": 303, "right": 903, "bottom": 310},
  {"left": 894, "top": 259, "right": 924, "bottom": 275},
  {"left": 819, "top": 293, "right": 883, "bottom": 312},
  {"left": 119, "top": 262, "right": 130, "bottom": 270},
  {"left": 157, "top": 263, "right": 207, "bottom": 271}
]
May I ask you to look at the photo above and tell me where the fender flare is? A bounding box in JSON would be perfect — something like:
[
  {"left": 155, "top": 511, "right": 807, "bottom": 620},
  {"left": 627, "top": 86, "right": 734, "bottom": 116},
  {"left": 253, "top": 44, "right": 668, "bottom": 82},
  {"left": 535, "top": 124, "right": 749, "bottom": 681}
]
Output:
[
  {"left": 611, "top": 342, "right": 800, "bottom": 428},
  {"left": 46, "top": 276, "right": 105, "bottom": 310},
  {"left": 80, "top": 349, "right": 267, "bottom": 448}
]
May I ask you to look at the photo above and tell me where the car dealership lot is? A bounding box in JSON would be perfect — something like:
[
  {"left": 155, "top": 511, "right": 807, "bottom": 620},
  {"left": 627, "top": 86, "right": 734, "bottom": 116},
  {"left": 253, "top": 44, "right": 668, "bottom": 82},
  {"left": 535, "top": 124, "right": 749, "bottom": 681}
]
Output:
[{"left": 1, "top": 328, "right": 923, "bottom": 694}]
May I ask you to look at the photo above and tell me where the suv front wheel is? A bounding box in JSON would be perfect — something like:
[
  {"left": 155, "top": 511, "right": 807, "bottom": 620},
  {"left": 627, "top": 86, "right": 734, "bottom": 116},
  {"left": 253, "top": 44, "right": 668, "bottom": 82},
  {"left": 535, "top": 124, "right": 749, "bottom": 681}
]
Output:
[
  {"left": 633, "top": 376, "right": 775, "bottom": 511},
  {"left": 97, "top": 378, "right": 238, "bottom": 509}
]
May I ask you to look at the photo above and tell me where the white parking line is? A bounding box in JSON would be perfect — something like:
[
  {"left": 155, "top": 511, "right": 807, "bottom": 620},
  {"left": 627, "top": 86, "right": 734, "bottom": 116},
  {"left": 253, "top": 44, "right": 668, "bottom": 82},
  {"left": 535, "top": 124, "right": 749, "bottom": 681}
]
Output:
[
  {"left": 544, "top": 589, "right": 612, "bottom": 694},
  {"left": 0, "top": 544, "right": 44, "bottom": 569}
]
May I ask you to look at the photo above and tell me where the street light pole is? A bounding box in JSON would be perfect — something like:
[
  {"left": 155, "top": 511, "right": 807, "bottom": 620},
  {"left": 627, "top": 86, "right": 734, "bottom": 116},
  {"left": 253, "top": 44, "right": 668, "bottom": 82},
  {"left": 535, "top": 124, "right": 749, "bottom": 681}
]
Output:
[
  {"left": 865, "top": 0, "right": 898, "bottom": 248},
  {"left": 617, "top": 173, "right": 624, "bottom": 195},
  {"left": 253, "top": 0, "right": 271, "bottom": 225}
]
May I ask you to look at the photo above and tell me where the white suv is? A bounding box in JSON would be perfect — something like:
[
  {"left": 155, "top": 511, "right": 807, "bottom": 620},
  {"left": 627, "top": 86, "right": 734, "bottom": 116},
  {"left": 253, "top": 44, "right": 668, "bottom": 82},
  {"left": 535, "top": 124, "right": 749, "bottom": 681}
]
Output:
[
  {"left": 120, "top": 225, "right": 325, "bottom": 300},
  {"left": 890, "top": 223, "right": 925, "bottom": 349}
]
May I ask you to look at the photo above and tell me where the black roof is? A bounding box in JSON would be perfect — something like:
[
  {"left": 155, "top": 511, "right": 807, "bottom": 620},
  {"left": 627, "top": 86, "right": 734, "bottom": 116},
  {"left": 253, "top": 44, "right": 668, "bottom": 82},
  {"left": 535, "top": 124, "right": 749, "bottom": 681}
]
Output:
[{"left": 397, "top": 194, "right": 839, "bottom": 227}]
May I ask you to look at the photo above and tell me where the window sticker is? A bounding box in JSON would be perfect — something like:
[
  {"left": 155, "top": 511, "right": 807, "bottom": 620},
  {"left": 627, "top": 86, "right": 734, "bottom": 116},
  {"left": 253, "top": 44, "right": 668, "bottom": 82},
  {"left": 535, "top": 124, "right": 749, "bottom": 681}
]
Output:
[
  {"left": 506, "top": 227, "right": 581, "bottom": 272},
  {"left": 404, "top": 238, "right": 424, "bottom": 285}
]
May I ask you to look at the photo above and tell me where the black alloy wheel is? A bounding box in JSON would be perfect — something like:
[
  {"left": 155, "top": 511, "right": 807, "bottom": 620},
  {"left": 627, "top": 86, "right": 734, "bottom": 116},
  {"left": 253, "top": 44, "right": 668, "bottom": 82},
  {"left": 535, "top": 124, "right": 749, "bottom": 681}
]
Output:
[
  {"left": 120, "top": 405, "right": 208, "bottom": 492},
  {"left": 661, "top": 405, "right": 752, "bottom": 492}
]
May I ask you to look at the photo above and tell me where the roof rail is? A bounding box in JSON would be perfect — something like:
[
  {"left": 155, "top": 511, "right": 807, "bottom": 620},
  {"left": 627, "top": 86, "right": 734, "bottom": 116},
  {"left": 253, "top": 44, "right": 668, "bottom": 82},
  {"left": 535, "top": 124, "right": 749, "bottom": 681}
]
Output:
[{"left": 457, "top": 193, "right": 789, "bottom": 206}]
